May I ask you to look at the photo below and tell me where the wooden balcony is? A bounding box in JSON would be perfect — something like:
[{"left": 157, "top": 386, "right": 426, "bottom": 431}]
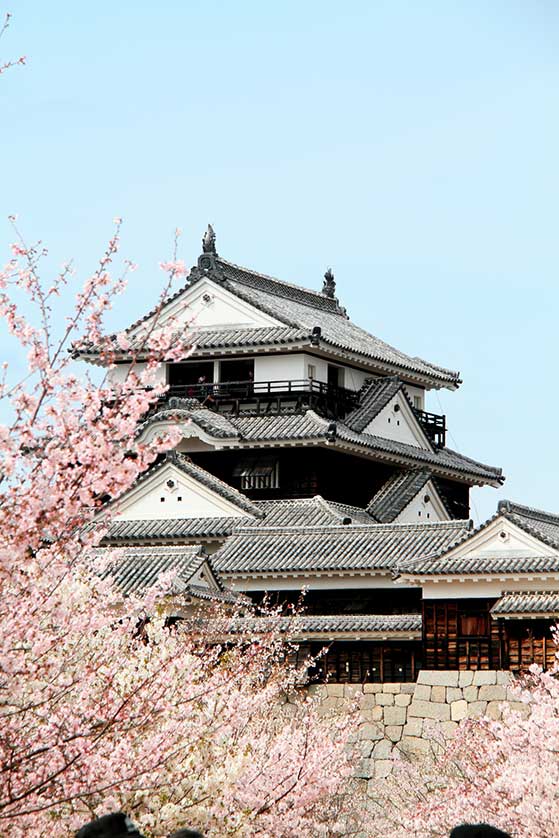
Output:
[
  {"left": 412, "top": 407, "right": 446, "bottom": 448},
  {"left": 166, "top": 378, "right": 359, "bottom": 420}
]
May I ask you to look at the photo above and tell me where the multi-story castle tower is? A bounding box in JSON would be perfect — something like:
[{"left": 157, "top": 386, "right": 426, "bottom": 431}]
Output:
[{"left": 80, "top": 228, "right": 559, "bottom": 682}]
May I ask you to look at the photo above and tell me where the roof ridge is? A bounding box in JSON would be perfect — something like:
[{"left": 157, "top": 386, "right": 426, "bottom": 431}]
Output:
[
  {"left": 219, "top": 257, "right": 326, "bottom": 299},
  {"left": 499, "top": 589, "right": 559, "bottom": 595},
  {"left": 217, "top": 257, "right": 347, "bottom": 316},
  {"left": 230, "top": 518, "right": 470, "bottom": 536},
  {"left": 100, "top": 544, "right": 203, "bottom": 555},
  {"left": 314, "top": 495, "right": 346, "bottom": 521},
  {"left": 499, "top": 498, "right": 559, "bottom": 524}
]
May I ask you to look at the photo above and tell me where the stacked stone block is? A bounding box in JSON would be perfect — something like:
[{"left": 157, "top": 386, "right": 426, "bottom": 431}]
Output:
[{"left": 308, "top": 670, "right": 528, "bottom": 782}]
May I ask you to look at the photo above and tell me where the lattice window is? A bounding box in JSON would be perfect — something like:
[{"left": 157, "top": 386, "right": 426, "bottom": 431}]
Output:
[{"left": 234, "top": 458, "right": 279, "bottom": 491}]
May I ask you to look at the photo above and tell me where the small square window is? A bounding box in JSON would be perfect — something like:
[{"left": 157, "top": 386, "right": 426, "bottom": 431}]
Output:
[{"left": 177, "top": 496, "right": 182, "bottom": 502}]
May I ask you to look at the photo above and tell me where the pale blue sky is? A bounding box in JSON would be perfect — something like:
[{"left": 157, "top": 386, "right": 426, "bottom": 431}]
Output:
[{"left": 1, "top": 1, "right": 558, "bottom": 522}]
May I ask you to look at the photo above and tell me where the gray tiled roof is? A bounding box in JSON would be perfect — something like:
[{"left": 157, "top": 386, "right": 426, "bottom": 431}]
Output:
[
  {"left": 232, "top": 411, "right": 327, "bottom": 441},
  {"left": 218, "top": 258, "right": 460, "bottom": 387},
  {"left": 184, "top": 584, "right": 251, "bottom": 605},
  {"left": 94, "top": 545, "right": 205, "bottom": 595},
  {"left": 124, "top": 452, "right": 262, "bottom": 518},
  {"left": 216, "top": 259, "right": 346, "bottom": 315},
  {"left": 76, "top": 252, "right": 461, "bottom": 388},
  {"left": 103, "top": 496, "right": 373, "bottom": 545},
  {"left": 190, "top": 325, "right": 310, "bottom": 350},
  {"left": 491, "top": 591, "right": 559, "bottom": 617},
  {"left": 139, "top": 401, "right": 239, "bottom": 440},
  {"left": 105, "top": 516, "right": 255, "bottom": 543},
  {"left": 336, "top": 422, "right": 503, "bottom": 484},
  {"left": 498, "top": 500, "right": 559, "bottom": 548},
  {"left": 184, "top": 613, "right": 422, "bottom": 639},
  {"left": 230, "top": 411, "right": 502, "bottom": 484},
  {"left": 213, "top": 519, "right": 470, "bottom": 576},
  {"left": 84, "top": 326, "right": 312, "bottom": 359},
  {"left": 287, "top": 613, "right": 422, "bottom": 635},
  {"left": 398, "top": 499, "right": 559, "bottom": 579},
  {"left": 344, "top": 377, "right": 403, "bottom": 433},
  {"left": 367, "top": 469, "right": 434, "bottom": 523},
  {"left": 400, "top": 550, "right": 559, "bottom": 577},
  {"left": 254, "top": 496, "right": 374, "bottom": 527},
  {"left": 137, "top": 406, "right": 501, "bottom": 484}
]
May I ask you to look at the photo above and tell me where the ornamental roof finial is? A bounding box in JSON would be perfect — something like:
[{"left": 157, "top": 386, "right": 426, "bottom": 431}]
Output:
[
  {"left": 322, "top": 267, "right": 336, "bottom": 299},
  {"left": 202, "top": 224, "right": 217, "bottom": 255}
]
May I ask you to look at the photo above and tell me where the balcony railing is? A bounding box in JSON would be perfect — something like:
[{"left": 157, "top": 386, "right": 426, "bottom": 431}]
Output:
[
  {"left": 165, "top": 378, "right": 359, "bottom": 419},
  {"left": 412, "top": 407, "right": 446, "bottom": 448}
]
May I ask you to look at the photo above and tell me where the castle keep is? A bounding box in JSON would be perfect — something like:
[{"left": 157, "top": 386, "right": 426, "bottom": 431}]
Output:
[{"left": 79, "top": 227, "right": 559, "bottom": 681}]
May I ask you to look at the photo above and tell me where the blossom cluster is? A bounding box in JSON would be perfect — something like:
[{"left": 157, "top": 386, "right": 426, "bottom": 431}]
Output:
[{"left": 0, "top": 228, "right": 362, "bottom": 838}]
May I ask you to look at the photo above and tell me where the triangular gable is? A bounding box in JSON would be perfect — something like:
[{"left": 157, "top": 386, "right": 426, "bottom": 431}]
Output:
[
  {"left": 439, "top": 515, "right": 557, "bottom": 561},
  {"left": 109, "top": 455, "right": 260, "bottom": 523},
  {"left": 129, "top": 276, "right": 282, "bottom": 339},
  {"left": 398, "top": 511, "right": 559, "bottom": 582},
  {"left": 390, "top": 479, "right": 448, "bottom": 524},
  {"left": 186, "top": 557, "right": 222, "bottom": 593},
  {"left": 362, "top": 390, "right": 433, "bottom": 451}
]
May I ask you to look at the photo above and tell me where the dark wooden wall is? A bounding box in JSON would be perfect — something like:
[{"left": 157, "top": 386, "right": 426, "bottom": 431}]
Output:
[
  {"left": 292, "top": 641, "right": 421, "bottom": 684},
  {"left": 423, "top": 599, "right": 504, "bottom": 670},
  {"left": 247, "top": 588, "right": 422, "bottom": 616},
  {"left": 191, "top": 448, "right": 394, "bottom": 507},
  {"left": 423, "top": 599, "right": 556, "bottom": 671},
  {"left": 502, "top": 620, "right": 556, "bottom": 671}
]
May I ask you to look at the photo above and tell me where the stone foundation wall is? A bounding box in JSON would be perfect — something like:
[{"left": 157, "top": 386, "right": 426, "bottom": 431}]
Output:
[{"left": 308, "top": 670, "right": 528, "bottom": 784}]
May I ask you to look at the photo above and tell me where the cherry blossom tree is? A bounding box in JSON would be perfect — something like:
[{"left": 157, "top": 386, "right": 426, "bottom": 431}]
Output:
[
  {"left": 0, "top": 12, "right": 25, "bottom": 76},
  {"left": 0, "top": 227, "right": 361, "bottom": 838}
]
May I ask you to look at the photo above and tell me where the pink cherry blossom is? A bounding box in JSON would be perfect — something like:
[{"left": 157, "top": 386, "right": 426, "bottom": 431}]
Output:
[{"left": 0, "top": 230, "right": 363, "bottom": 838}]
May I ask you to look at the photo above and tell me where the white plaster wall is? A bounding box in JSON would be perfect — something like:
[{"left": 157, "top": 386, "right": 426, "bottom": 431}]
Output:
[
  {"left": 422, "top": 576, "right": 559, "bottom": 599},
  {"left": 444, "top": 517, "right": 558, "bottom": 559},
  {"left": 341, "top": 365, "right": 370, "bottom": 392},
  {"left": 395, "top": 481, "right": 448, "bottom": 524},
  {"left": 254, "top": 354, "right": 370, "bottom": 393},
  {"left": 254, "top": 354, "right": 307, "bottom": 386},
  {"left": 106, "top": 363, "right": 167, "bottom": 388},
  {"left": 363, "top": 392, "right": 430, "bottom": 449},
  {"left": 114, "top": 464, "right": 251, "bottom": 521},
  {"left": 130, "top": 278, "right": 280, "bottom": 338},
  {"left": 301, "top": 354, "right": 329, "bottom": 385},
  {"left": 405, "top": 385, "right": 425, "bottom": 411}
]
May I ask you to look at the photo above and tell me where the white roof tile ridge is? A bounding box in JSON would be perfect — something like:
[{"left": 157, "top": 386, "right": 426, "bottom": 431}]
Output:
[{"left": 232, "top": 518, "right": 470, "bottom": 535}]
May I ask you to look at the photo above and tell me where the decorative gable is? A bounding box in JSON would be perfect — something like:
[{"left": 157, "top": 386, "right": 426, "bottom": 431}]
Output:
[
  {"left": 111, "top": 460, "right": 257, "bottom": 522},
  {"left": 130, "top": 277, "right": 282, "bottom": 338},
  {"left": 446, "top": 516, "right": 557, "bottom": 560},
  {"left": 186, "top": 558, "right": 222, "bottom": 592},
  {"left": 393, "top": 480, "right": 448, "bottom": 523},
  {"left": 362, "top": 391, "right": 432, "bottom": 450}
]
